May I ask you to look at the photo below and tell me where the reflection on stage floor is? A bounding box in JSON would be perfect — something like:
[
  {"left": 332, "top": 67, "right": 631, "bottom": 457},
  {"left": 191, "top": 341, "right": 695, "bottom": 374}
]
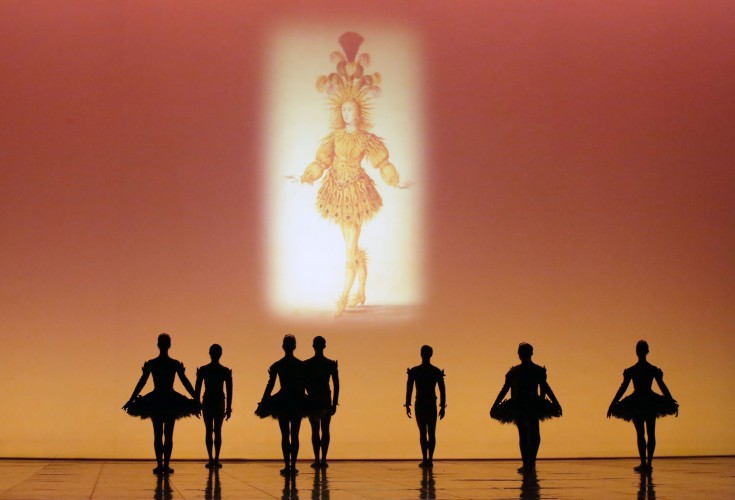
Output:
[{"left": 0, "top": 458, "right": 732, "bottom": 499}]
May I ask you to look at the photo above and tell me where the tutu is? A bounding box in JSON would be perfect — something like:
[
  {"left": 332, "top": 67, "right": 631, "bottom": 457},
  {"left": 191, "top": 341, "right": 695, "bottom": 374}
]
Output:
[
  {"left": 125, "top": 390, "right": 200, "bottom": 420},
  {"left": 609, "top": 392, "right": 678, "bottom": 422},
  {"left": 255, "top": 391, "right": 308, "bottom": 420},
  {"left": 490, "top": 396, "right": 562, "bottom": 424}
]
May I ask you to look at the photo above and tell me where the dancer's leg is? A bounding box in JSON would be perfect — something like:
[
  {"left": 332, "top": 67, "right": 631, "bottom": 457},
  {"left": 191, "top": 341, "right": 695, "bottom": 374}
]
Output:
[
  {"left": 152, "top": 418, "right": 164, "bottom": 472},
  {"left": 320, "top": 414, "right": 332, "bottom": 463},
  {"left": 645, "top": 417, "right": 656, "bottom": 469},
  {"left": 278, "top": 417, "right": 290, "bottom": 473},
  {"left": 162, "top": 418, "right": 175, "bottom": 472},
  {"left": 633, "top": 418, "right": 647, "bottom": 470}
]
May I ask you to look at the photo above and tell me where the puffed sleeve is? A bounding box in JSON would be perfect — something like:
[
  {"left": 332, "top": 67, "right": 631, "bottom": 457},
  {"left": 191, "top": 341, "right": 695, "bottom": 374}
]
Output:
[
  {"left": 142, "top": 361, "right": 151, "bottom": 375},
  {"left": 365, "top": 134, "right": 399, "bottom": 186},
  {"left": 301, "top": 134, "right": 334, "bottom": 184}
]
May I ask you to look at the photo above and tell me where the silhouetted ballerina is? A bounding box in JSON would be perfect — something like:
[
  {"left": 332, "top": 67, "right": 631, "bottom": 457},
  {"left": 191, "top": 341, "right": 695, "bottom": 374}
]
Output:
[
  {"left": 607, "top": 340, "right": 678, "bottom": 473},
  {"left": 196, "top": 343, "right": 233, "bottom": 469},
  {"left": 304, "top": 335, "right": 340, "bottom": 469},
  {"left": 255, "top": 334, "right": 307, "bottom": 476},
  {"left": 490, "top": 343, "right": 562, "bottom": 473},
  {"left": 405, "top": 345, "right": 446, "bottom": 468},
  {"left": 123, "top": 333, "right": 199, "bottom": 475}
]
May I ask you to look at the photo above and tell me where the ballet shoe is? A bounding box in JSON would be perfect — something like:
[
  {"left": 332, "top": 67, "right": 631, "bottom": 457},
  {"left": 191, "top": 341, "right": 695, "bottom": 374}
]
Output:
[
  {"left": 205, "top": 461, "right": 212, "bottom": 469},
  {"left": 334, "top": 294, "right": 348, "bottom": 317},
  {"left": 215, "top": 461, "right": 223, "bottom": 468},
  {"left": 349, "top": 292, "right": 365, "bottom": 306},
  {"left": 152, "top": 466, "right": 164, "bottom": 475},
  {"left": 165, "top": 467, "right": 174, "bottom": 474},
  {"left": 320, "top": 460, "right": 329, "bottom": 468},
  {"left": 311, "top": 461, "right": 320, "bottom": 468}
]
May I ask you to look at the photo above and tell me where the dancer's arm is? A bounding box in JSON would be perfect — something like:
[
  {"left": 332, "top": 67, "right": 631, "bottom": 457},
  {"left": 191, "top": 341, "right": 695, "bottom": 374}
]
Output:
[
  {"left": 177, "top": 363, "right": 197, "bottom": 399},
  {"left": 491, "top": 379, "right": 510, "bottom": 410},
  {"left": 366, "top": 134, "right": 399, "bottom": 187},
  {"left": 301, "top": 136, "right": 333, "bottom": 184},
  {"left": 405, "top": 369, "right": 414, "bottom": 418},
  {"left": 261, "top": 366, "right": 276, "bottom": 401},
  {"left": 655, "top": 369, "right": 675, "bottom": 400},
  {"left": 225, "top": 369, "right": 233, "bottom": 420},
  {"left": 438, "top": 369, "right": 446, "bottom": 420},
  {"left": 194, "top": 368, "right": 203, "bottom": 402},
  {"left": 607, "top": 372, "right": 631, "bottom": 417},
  {"left": 123, "top": 363, "right": 150, "bottom": 409},
  {"left": 331, "top": 361, "right": 340, "bottom": 415}
]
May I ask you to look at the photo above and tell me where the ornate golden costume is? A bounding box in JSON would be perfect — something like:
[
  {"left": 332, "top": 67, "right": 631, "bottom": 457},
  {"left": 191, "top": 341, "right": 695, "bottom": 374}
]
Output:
[{"left": 302, "top": 129, "right": 397, "bottom": 225}]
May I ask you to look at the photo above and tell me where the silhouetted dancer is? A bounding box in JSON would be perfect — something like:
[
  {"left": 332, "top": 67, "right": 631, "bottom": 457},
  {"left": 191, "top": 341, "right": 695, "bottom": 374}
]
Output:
[
  {"left": 405, "top": 345, "right": 446, "bottom": 468},
  {"left": 196, "top": 343, "right": 233, "bottom": 469},
  {"left": 490, "top": 343, "right": 562, "bottom": 473},
  {"left": 304, "top": 335, "right": 340, "bottom": 469},
  {"left": 123, "top": 333, "right": 199, "bottom": 475},
  {"left": 607, "top": 340, "right": 678, "bottom": 473},
  {"left": 256, "top": 334, "right": 307, "bottom": 476}
]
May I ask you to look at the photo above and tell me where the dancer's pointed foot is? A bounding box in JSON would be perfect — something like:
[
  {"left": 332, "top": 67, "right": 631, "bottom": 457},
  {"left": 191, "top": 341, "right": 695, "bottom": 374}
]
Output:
[
  {"left": 334, "top": 293, "right": 348, "bottom": 317},
  {"left": 311, "top": 461, "right": 320, "bottom": 469},
  {"left": 517, "top": 466, "right": 525, "bottom": 474},
  {"left": 215, "top": 461, "right": 223, "bottom": 469},
  {"left": 205, "top": 461, "right": 213, "bottom": 469},
  {"left": 164, "top": 467, "right": 174, "bottom": 474},
  {"left": 633, "top": 464, "right": 649, "bottom": 472},
  {"left": 152, "top": 466, "right": 164, "bottom": 475},
  {"left": 291, "top": 467, "right": 299, "bottom": 475},
  {"left": 419, "top": 460, "right": 428, "bottom": 468},
  {"left": 426, "top": 459, "right": 433, "bottom": 468},
  {"left": 320, "top": 460, "right": 329, "bottom": 468},
  {"left": 349, "top": 292, "right": 365, "bottom": 307},
  {"left": 280, "top": 467, "right": 290, "bottom": 476}
]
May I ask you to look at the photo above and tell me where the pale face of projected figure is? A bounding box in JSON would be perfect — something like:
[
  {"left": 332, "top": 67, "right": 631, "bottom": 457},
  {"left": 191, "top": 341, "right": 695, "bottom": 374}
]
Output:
[
  {"left": 341, "top": 101, "right": 357, "bottom": 132},
  {"left": 299, "top": 32, "right": 407, "bottom": 317}
]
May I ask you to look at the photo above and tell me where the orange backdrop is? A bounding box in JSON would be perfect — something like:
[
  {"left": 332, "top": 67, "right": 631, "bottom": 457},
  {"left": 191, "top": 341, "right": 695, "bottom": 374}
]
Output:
[{"left": 1, "top": 1, "right": 734, "bottom": 458}]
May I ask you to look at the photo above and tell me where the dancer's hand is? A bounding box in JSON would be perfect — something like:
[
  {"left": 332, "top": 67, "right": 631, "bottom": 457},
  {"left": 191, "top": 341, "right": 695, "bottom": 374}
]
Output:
[
  {"left": 439, "top": 406, "right": 446, "bottom": 420},
  {"left": 226, "top": 408, "right": 232, "bottom": 421},
  {"left": 122, "top": 399, "right": 133, "bottom": 411},
  {"left": 330, "top": 404, "right": 337, "bottom": 416},
  {"left": 606, "top": 405, "right": 613, "bottom": 418},
  {"left": 405, "top": 405, "right": 412, "bottom": 418}
]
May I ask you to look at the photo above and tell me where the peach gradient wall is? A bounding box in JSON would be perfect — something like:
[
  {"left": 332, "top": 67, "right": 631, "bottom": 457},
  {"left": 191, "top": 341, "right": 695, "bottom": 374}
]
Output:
[{"left": 1, "top": 1, "right": 734, "bottom": 459}]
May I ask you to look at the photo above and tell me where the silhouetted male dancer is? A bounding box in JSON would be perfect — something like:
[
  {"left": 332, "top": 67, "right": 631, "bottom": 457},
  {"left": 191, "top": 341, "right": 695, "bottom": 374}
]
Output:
[
  {"left": 255, "top": 334, "right": 307, "bottom": 476},
  {"left": 490, "top": 343, "right": 562, "bottom": 473},
  {"left": 304, "top": 336, "right": 340, "bottom": 468},
  {"left": 405, "top": 345, "right": 446, "bottom": 468},
  {"left": 195, "top": 343, "right": 233, "bottom": 469},
  {"left": 608, "top": 340, "right": 678, "bottom": 472},
  {"left": 123, "top": 333, "right": 199, "bottom": 474}
]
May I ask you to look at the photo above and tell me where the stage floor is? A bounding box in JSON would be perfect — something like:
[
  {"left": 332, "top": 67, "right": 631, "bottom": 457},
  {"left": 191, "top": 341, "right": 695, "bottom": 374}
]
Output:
[{"left": 0, "top": 458, "right": 732, "bottom": 499}]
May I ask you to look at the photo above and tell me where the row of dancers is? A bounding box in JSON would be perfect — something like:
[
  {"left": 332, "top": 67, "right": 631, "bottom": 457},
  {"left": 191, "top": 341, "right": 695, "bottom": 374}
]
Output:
[{"left": 122, "top": 334, "right": 678, "bottom": 476}]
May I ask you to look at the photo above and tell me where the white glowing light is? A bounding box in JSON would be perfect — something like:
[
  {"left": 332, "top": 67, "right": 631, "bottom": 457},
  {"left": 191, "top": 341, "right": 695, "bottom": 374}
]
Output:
[{"left": 265, "top": 25, "right": 424, "bottom": 318}]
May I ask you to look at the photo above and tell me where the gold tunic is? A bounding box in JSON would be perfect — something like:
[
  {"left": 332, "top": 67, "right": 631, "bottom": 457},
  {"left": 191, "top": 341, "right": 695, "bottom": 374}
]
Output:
[{"left": 303, "top": 129, "right": 397, "bottom": 225}]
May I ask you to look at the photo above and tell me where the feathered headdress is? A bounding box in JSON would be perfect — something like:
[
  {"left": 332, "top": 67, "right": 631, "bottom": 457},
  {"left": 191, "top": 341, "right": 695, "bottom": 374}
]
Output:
[{"left": 316, "top": 32, "right": 382, "bottom": 129}]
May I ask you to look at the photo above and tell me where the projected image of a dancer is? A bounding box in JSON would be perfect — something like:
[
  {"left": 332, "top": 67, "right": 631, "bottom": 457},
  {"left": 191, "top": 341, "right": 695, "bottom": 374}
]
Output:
[{"left": 297, "top": 32, "right": 410, "bottom": 317}]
